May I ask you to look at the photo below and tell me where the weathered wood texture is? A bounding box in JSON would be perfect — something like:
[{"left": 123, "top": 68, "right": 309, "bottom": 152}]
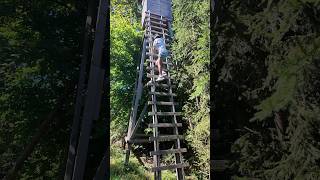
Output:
[{"left": 142, "top": 0, "right": 173, "bottom": 26}]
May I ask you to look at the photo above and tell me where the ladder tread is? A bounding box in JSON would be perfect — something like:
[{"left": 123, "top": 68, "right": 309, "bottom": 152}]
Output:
[
  {"left": 150, "top": 148, "right": 187, "bottom": 156},
  {"left": 148, "top": 101, "right": 178, "bottom": 105},
  {"left": 146, "top": 67, "right": 168, "bottom": 72},
  {"left": 151, "top": 162, "right": 189, "bottom": 172},
  {"left": 149, "top": 92, "right": 176, "bottom": 96},
  {"left": 146, "top": 82, "right": 175, "bottom": 88},
  {"left": 148, "top": 112, "right": 182, "bottom": 116},
  {"left": 145, "top": 20, "right": 167, "bottom": 27},
  {"left": 145, "top": 14, "right": 169, "bottom": 22},
  {"left": 145, "top": 29, "right": 170, "bottom": 36},
  {"left": 145, "top": 11, "right": 170, "bottom": 19},
  {"left": 146, "top": 59, "right": 173, "bottom": 65},
  {"left": 149, "top": 25, "right": 169, "bottom": 32},
  {"left": 147, "top": 74, "right": 173, "bottom": 79},
  {"left": 148, "top": 123, "right": 182, "bottom": 128},
  {"left": 149, "top": 135, "right": 184, "bottom": 142},
  {"left": 146, "top": 52, "right": 171, "bottom": 58},
  {"left": 128, "top": 138, "right": 152, "bottom": 144}
]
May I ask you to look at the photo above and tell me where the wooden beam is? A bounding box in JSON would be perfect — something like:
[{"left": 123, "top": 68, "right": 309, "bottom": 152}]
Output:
[
  {"left": 151, "top": 163, "right": 189, "bottom": 172},
  {"left": 148, "top": 92, "right": 177, "bottom": 97},
  {"left": 148, "top": 112, "right": 182, "bottom": 116},
  {"left": 128, "top": 102, "right": 148, "bottom": 140},
  {"left": 149, "top": 135, "right": 184, "bottom": 142},
  {"left": 148, "top": 123, "right": 182, "bottom": 128},
  {"left": 148, "top": 101, "right": 178, "bottom": 105},
  {"left": 64, "top": 0, "right": 97, "bottom": 179},
  {"left": 72, "top": 0, "right": 107, "bottom": 179},
  {"left": 150, "top": 148, "right": 187, "bottom": 156}
]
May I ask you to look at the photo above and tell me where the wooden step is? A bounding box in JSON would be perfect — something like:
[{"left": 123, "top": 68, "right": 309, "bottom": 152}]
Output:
[
  {"left": 133, "top": 133, "right": 152, "bottom": 137},
  {"left": 145, "top": 40, "right": 171, "bottom": 47},
  {"left": 144, "top": 34, "right": 170, "bottom": 42},
  {"left": 149, "top": 92, "right": 177, "bottom": 96},
  {"left": 148, "top": 123, "right": 182, "bottom": 128},
  {"left": 150, "top": 148, "right": 187, "bottom": 156},
  {"left": 128, "top": 138, "right": 152, "bottom": 144},
  {"left": 145, "top": 29, "right": 169, "bottom": 37},
  {"left": 151, "top": 163, "right": 189, "bottom": 172},
  {"left": 145, "top": 11, "right": 169, "bottom": 19},
  {"left": 145, "top": 14, "right": 168, "bottom": 22},
  {"left": 146, "top": 82, "right": 175, "bottom": 88},
  {"left": 147, "top": 74, "right": 173, "bottom": 80},
  {"left": 148, "top": 101, "right": 178, "bottom": 106},
  {"left": 149, "top": 135, "right": 184, "bottom": 142},
  {"left": 146, "top": 52, "right": 172, "bottom": 58},
  {"left": 146, "top": 66, "right": 168, "bottom": 71},
  {"left": 149, "top": 25, "right": 168, "bottom": 32},
  {"left": 148, "top": 112, "right": 182, "bottom": 116},
  {"left": 145, "top": 20, "right": 167, "bottom": 27},
  {"left": 146, "top": 59, "right": 172, "bottom": 65}
]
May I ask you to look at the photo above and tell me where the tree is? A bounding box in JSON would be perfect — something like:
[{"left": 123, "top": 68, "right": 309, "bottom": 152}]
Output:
[{"left": 213, "top": 0, "right": 320, "bottom": 179}]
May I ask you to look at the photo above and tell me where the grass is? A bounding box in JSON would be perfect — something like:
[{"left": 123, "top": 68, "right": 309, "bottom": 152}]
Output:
[{"left": 110, "top": 145, "right": 179, "bottom": 180}]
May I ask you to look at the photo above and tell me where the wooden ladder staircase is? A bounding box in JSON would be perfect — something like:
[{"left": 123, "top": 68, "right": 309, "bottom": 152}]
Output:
[{"left": 125, "top": 11, "right": 188, "bottom": 180}]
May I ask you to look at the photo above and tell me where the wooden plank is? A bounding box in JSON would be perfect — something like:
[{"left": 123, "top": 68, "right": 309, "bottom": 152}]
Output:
[
  {"left": 146, "top": 59, "right": 172, "bottom": 65},
  {"left": 146, "top": 13, "right": 162, "bottom": 180},
  {"left": 146, "top": 52, "right": 171, "bottom": 58},
  {"left": 145, "top": 15, "right": 168, "bottom": 22},
  {"left": 149, "top": 135, "right": 184, "bottom": 142},
  {"left": 144, "top": 34, "right": 170, "bottom": 42},
  {"left": 149, "top": 92, "right": 177, "bottom": 97},
  {"left": 151, "top": 163, "right": 189, "bottom": 172},
  {"left": 147, "top": 74, "right": 173, "bottom": 80},
  {"left": 146, "top": 83, "right": 176, "bottom": 88},
  {"left": 64, "top": 0, "right": 97, "bottom": 179},
  {"left": 129, "top": 139, "right": 152, "bottom": 144},
  {"left": 128, "top": 102, "right": 148, "bottom": 140},
  {"left": 144, "top": 20, "right": 167, "bottom": 27},
  {"left": 150, "top": 148, "right": 187, "bottom": 156},
  {"left": 146, "top": 39, "right": 170, "bottom": 45},
  {"left": 148, "top": 123, "right": 182, "bottom": 128},
  {"left": 145, "top": 13, "right": 168, "bottom": 21},
  {"left": 146, "top": 66, "right": 168, "bottom": 71},
  {"left": 71, "top": 0, "right": 107, "bottom": 179},
  {"left": 134, "top": 133, "right": 152, "bottom": 137},
  {"left": 148, "top": 101, "right": 178, "bottom": 105},
  {"left": 146, "top": 28, "right": 169, "bottom": 35},
  {"left": 149, "top": 25, "right": 168, "bottom": 32},
  {"left": 148, "top": 112, "right": 182, "bottom": 116},
  {"left": 127, "top": 39, "right": 147, "bottom": 139},
  {"left": 145, "top": 11, "right": 170, "bottom": 19}
]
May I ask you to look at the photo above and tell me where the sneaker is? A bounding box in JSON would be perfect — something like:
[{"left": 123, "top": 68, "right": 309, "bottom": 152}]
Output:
[
  {"left": 156, "top": 75, "right": 165, "bottom": 82},
  {"left": 162, "top": 71, "right": 167, "bottom": 76}
]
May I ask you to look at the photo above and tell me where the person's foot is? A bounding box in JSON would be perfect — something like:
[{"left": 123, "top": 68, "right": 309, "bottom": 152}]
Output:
[
  {"left": 156, "top": 75, "right": 165, "bottom": 82},
  {"left": 162, "top": 71, "right": 167, "bottom": 76},
  {"left": 147, "top": 79, "right": 153, "bottom": 85}
]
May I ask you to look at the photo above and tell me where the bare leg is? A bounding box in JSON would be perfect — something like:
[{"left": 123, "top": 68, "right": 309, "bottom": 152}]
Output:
[{"left": 156, "top": 57, "right": 162, "bottom": 76}]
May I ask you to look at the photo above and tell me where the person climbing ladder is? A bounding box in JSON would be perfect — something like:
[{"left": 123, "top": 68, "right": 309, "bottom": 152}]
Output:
[{"left": 152, "top": 34, "right": 168, "bottom": 82}]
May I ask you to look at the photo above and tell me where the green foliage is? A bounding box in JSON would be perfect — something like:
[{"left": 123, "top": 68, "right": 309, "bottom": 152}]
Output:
[
  {"left": 172, "top": 0, "right": 210, "bottom": 178},
  {"left": 0, "top": 0, "right": 85, "bottom": 178},
  {"left": 214, "top": 0, "right": 320, "bottom": 179},
  {"left": 110, "top": 0, "right": 142, "bottom": 142}
]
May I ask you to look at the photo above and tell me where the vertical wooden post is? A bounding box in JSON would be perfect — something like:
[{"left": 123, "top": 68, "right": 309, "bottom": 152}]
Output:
[
  {"left": 72, "top": 0, "right": 108, "bottom": 179},
  {"left": 64, "top": 1, "right": 97, "bottom": 179}
]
